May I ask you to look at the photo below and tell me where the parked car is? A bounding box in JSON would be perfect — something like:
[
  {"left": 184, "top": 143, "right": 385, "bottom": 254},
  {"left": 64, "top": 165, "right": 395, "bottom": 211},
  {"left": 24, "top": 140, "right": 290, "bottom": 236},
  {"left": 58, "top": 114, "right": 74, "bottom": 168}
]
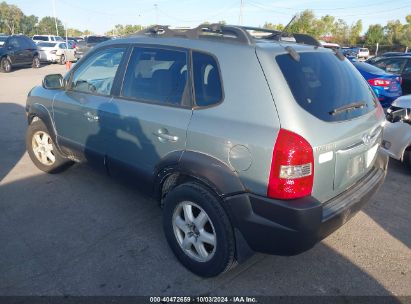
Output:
[
  {"left": 0, "top": 35, "right": 8, "bottom": 46},
  {"left": 382, "top": 95, "right": 411, "bottom": 167},
  {"left": 75, "top": 35, "right": 112, "bottom": 59},
  {"left": 381, "top": 51, "right": 411, "bottom": 57},
  {"left": 25, "top": 24, "right": 388, "bottom": 277},
  {"left": 37, "top": 42, "right": 76, "bottom": 64},
  {"left": 357, "top": 48, "right": 370, "bottom": 59},
  {"left": 352, "top": 62, "right": 402, "bottom": 108},
  {"left": 368, "top": 56, "right": 411, "bottom": 95},
  {"left": 0, "top": 35, "right": 40, "bottom": 73},
  {"left": 32, "top": 35, "right": 64, "bottom": 44}
]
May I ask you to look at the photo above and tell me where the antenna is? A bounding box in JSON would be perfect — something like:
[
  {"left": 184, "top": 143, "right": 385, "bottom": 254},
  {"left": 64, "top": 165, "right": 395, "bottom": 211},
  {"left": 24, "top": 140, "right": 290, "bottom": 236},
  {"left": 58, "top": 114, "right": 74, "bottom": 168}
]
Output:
[{"left": 280, "top": 15, "right": 296, "bottom": 38}]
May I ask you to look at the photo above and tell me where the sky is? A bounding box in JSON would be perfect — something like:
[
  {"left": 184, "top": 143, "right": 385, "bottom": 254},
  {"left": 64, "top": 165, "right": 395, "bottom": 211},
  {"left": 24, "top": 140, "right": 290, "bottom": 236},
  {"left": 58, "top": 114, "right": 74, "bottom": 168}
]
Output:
[{"left": 7, "top": 0, "right": 411, "bottom": 35}]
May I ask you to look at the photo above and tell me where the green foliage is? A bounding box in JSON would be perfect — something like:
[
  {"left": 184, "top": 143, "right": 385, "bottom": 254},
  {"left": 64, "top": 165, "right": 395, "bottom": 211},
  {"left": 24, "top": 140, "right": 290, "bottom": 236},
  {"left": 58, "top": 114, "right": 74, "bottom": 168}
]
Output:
[
  {"left": 20, "top": 15, "right": 38, "bottom": 36},
  {"left": 38, "top": 16, "right": 64, "bottom": 35},
  {"left": 365, "top": 24, "right": 384, "bottom": 44},
  {"left": 0, "top": 1, "right": 23, "bottom": 34}
]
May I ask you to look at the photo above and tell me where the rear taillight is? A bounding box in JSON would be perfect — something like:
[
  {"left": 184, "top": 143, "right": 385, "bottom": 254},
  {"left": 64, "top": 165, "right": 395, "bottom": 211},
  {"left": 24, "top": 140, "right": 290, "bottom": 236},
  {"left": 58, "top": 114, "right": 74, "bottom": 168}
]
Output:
[
  {"left": 50, "top": 50, "right": 57, "bottom": 54},
  {"left": 267, "top": 129, "right": 314, "bottom": 200},
  {"left": 368, "top": 78, "right": 390, "bottom": 87}
]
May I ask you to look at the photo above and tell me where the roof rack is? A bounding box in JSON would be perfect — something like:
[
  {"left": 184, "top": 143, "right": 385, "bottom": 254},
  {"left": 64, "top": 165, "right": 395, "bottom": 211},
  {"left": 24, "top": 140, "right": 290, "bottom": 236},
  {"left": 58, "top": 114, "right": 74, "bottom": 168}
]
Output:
[{"left": 134, "top": 24, "right": 321, "bottom": 47}]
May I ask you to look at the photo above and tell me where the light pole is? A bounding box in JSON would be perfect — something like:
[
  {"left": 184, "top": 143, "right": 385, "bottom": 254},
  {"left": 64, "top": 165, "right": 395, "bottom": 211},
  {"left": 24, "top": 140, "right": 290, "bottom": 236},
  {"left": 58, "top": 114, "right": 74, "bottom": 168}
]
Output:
[{"left": 52, "top": 0, "right": 59, "bottom": 36}]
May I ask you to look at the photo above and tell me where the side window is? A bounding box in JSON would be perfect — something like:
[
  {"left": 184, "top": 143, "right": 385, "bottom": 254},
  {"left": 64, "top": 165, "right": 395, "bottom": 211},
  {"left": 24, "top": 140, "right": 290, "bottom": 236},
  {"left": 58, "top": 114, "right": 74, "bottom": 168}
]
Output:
[
  {"left": 376, "top": 58, "right": 405, "bottom": 73},
  {"left": 121, "top": 47, "right": 188, "bottom": 105},
  {"left": 9, "top": 38, "right": 21, "bottom": 48},
  {"left": 70, "top": 47, "right": 126, "bottom": 96},
  {"left": 403, "top": 60, "right": 411, "bottom": 74},
  {"left": 192, "top": 51, "right": 223, "bottom": 107}
]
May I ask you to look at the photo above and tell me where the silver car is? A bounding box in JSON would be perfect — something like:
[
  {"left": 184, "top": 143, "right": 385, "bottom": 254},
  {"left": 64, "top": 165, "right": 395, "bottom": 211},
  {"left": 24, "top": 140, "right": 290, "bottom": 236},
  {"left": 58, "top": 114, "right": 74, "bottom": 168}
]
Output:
[{"left": 382, "top": 95, "right": 411, "bottom": 166}]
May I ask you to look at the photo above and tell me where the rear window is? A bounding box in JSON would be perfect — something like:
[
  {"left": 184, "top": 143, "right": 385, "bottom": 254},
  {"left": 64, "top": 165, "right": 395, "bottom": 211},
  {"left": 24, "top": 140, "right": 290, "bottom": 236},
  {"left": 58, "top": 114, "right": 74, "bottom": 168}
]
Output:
[
  {"left": 353, "top": 62, "right": 385, "bottom": 74},
  {"left": 87, "top": 36, "right": 111, "bottom": 44},
  {"left": 33, "top": 36, "right": 48, "bottom": 41},
  {"left": 276, "top": 52, "right": 377, "bottom": 122},
  {"left": 38, "top": 42, "right": 57, "bottom": 47}
]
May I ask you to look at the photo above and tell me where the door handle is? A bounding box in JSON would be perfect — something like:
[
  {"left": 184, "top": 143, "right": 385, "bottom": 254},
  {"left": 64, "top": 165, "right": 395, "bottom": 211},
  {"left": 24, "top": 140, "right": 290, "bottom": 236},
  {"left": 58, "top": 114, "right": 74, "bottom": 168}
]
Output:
[
  {"left": 84, "top": 111, "right": 99, "bottom": 122},
  {"left": 153, "top": 129, "right": 178, "bottom": 142}
]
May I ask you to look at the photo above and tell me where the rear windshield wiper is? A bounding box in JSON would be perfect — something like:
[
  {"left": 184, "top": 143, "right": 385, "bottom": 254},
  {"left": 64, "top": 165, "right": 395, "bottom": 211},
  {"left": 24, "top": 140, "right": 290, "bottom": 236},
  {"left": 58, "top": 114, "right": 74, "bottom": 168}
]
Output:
[{"left": 329, "top": 102, "right": 366, "bottom": 116}]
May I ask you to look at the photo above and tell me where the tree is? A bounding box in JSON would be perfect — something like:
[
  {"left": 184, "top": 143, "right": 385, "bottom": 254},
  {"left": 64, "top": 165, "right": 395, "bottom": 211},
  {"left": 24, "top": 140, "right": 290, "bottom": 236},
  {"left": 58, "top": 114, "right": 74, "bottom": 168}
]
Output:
[
  {"left": 263, "top": 22, "right": 284, "bottom": 31},
  {"left": 0, "top": 1, "right": 23, "bottom": 34},
  {"left": 365, "top": 24, "right": 384, "bottom": 45},
  {"left": 20, "top": 14, "right": 38, "bottom": 36},
  {"left": 400, "top": 14, "right": 411, "bottom": 47},
  {"left": 38, "top": 16, "right": 64, "bottom": 35},
  {"left": 67, "top": 28, "right": 83, "bottom": 37},
  {"left": 384, "top": 20, "right": 403, "bottom": 45},
  {"left": 349, "top": 20, "right": 362, "bottom": 45},
  {"left": 332, "top": 19, "right": 350, "bottom": 45}
]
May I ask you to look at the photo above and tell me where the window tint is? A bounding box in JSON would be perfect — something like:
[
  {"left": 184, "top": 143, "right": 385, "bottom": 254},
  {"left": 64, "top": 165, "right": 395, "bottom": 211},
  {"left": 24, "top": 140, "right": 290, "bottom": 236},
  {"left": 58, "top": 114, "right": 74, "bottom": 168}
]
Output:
[
  {"left": 353, "top": 62, "right": 385, "bottom": 74},
  {"left": 38, "top": 42, "right": 57, "bottom": 47},
  {"left": 33, "top": 36, "right": 49, "bottom": 41},
  {"left": 375, "top": 58, "right": 405, "bottom": 74},
  {"left": 20, "top": 37, "right": 35, "bottom": 49},
  {"left": 70, "top": 47, "right": 125, "bottom": 96},
  {"left": 193, "top": 52, "right": 222, "bottom": 107},
  {"left": 122, "top": 47, "right": 188, "bottom": 105},
  {"left": 276, "top": 52, "right": 376, "bottom": 122},
  {"left": 9, "top": 38, "right": 21, "bottom": 48},
  {"left": 87, "top": 36, "right": 111, "bottom": 44},
  {"left": 403, "top": 60, "right": 411, "bottom": 74}
]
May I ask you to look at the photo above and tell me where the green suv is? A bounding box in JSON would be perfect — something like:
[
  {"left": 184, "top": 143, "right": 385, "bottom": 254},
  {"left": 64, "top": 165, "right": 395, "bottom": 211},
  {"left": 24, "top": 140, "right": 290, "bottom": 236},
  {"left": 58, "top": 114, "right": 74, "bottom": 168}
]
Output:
[{"left": 25, "top": 24, "right": 388, "bottom": 277}]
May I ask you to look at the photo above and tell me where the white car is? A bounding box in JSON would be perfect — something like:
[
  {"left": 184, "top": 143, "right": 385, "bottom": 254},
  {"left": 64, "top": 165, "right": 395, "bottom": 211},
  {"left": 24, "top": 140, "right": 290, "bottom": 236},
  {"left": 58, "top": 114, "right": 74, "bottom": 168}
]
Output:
[
  {"left": 382, "top": 95, "right": 411, "bottom": 166},
  {"left": 32, "top": 35, "right": 63, "bottom": 44},
  {"left": 357, "top": 48, "right": 370, "bottom": 60},
  {"left": 37, "top": 42, "right": 76, "bottom": 64}
]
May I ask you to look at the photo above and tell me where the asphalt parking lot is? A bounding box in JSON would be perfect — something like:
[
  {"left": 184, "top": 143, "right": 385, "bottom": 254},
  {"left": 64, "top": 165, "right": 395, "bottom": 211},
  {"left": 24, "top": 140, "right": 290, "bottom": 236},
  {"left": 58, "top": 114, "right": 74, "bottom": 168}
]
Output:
[{"left": 0, "top": 64, "right": 410, "bottom": 298}]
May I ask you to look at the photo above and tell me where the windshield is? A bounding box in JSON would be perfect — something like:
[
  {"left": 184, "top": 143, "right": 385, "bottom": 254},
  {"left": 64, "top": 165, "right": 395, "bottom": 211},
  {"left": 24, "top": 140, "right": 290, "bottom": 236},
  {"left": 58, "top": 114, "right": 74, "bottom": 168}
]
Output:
[
  {"left": 353, "top": 62, "right": 387, "bottom": 74},
  {"left": 276, "top": 52, "right": 377, "bottom": 122}
]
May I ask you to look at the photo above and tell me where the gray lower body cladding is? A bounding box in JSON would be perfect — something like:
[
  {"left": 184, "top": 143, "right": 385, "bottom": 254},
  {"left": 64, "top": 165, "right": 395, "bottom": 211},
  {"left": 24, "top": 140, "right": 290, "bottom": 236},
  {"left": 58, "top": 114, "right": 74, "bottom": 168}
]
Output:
[{"left": 224, "top": 151, "right": 388, "bottom": 256}]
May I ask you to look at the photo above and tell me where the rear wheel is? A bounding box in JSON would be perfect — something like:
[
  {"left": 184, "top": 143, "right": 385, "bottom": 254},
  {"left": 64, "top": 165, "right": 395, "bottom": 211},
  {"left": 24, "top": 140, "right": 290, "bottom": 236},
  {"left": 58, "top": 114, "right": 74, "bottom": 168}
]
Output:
[
  {"left": 32, "top": 55, "right": 41, "bottom": 68},
  {"left": 404, "top": 147, "right": 411, "bottom": 167},
  {"left": 163, "top": 182, "right": 236, "bottom": 277},
  {"left": 1, "top": 57, "right": 12, "bottom": 73},
  {"left": 26, "top": 119, "right": 73, "bottom": 173}
]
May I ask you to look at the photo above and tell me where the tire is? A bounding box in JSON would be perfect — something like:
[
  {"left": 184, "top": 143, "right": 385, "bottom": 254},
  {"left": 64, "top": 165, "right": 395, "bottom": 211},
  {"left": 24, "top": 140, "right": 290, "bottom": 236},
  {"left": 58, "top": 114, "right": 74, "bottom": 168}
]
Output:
[
  {"left": 1, "top": 57, "right": 12, "bottom": 73},
  {"left": 163, "top": 182, "right": 236, "bottom": 277},
  {"left": 59, "top": 54, "right": 66, "bottom": 65},
  {"left": 404, "top": 147, "right": 411, "bottom": 167},
  {"left": 32, "top": 55, "right": 41, "bottom": 68},
  {"left": 26, "top": 119, "right": 73, "bottom": 174}
]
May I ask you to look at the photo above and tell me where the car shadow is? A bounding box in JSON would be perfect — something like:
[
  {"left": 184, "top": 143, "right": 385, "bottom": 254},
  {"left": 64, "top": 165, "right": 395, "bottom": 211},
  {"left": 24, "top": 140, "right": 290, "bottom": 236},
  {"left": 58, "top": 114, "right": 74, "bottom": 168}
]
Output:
[{"left": 0, "top": 103, "right": 27, "bottom": 181}]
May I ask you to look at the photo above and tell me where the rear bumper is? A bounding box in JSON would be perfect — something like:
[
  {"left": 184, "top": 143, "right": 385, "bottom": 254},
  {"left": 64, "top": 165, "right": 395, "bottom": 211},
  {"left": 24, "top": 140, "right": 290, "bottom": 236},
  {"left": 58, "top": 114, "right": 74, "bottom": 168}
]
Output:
[{"left": 224, "top": 151, "right": 388, "bottom": 256}]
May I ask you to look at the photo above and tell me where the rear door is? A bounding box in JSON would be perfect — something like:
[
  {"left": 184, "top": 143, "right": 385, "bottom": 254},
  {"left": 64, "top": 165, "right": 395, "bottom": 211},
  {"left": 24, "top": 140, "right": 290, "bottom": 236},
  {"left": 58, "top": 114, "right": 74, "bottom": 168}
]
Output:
[
  {"left": 106, "top": 46, "right": 192, "bottom": 188},
  {"left": 259, "top": 49, "right": 385, "bottom": 202}
]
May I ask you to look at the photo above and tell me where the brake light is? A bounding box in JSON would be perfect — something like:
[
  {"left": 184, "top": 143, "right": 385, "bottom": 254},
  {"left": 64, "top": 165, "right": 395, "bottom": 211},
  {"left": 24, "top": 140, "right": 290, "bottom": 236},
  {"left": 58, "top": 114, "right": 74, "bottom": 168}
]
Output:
[
  {"left": 267, "top": 129, "right": 314, "bottom": 200},
  {"left": 368, "top": 79, "right": 390, "bottom": 87}
]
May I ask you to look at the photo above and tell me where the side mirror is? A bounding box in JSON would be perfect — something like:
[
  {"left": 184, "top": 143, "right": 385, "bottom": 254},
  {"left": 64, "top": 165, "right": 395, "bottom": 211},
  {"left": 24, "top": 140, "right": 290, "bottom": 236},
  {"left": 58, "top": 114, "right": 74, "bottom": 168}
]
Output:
[{"left": 43, "top": 74, "right": 64, "bottom": 90}]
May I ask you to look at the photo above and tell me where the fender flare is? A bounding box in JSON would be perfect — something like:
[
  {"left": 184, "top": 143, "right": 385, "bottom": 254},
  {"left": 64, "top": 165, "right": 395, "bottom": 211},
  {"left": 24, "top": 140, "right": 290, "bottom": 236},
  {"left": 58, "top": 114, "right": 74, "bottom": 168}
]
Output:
[
  {"left": 154, "top": 150, "right": 246, "bottom": 200},
  {"left": 27, "top": 103, "right": 64, "bottom": 155}
]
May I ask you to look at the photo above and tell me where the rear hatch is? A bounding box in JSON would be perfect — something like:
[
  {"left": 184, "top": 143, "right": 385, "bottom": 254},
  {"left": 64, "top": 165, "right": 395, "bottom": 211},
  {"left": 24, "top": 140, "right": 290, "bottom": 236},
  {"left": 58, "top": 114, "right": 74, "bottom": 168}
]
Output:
[{"left": 257, "top": 47, "right": 385, "bottom": 202}]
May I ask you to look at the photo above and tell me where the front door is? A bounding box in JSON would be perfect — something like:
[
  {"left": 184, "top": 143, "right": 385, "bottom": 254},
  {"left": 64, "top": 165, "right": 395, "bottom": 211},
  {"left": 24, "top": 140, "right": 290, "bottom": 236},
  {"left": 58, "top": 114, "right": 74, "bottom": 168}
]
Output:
[{"left": 52, "top": 46, "right": 127, "bottom": 169}]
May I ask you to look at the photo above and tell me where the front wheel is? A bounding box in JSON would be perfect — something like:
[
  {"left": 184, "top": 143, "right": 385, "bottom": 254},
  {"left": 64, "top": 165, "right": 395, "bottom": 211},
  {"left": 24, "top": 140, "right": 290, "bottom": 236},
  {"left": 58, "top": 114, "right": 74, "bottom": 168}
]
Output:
[
  {"left": 163, "top": 182, "right": 236, "bottom": 277},
  {"left": 26, "top": 119, "right": 73, "bottom": 173}
]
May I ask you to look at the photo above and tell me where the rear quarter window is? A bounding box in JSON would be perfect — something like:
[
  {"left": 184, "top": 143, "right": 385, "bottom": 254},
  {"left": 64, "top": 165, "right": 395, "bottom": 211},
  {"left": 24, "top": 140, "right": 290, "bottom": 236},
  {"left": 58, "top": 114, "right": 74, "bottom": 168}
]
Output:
[{"left": 276, "top": 52, "right": 377, "bottom": 122}]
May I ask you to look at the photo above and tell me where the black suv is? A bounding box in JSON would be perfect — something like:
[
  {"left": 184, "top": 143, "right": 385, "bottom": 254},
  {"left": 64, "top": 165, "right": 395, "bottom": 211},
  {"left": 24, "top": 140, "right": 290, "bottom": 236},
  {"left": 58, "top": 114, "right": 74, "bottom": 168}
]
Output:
[{"left": 0, "top": 35, "right": 40, "bottom": 73}]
